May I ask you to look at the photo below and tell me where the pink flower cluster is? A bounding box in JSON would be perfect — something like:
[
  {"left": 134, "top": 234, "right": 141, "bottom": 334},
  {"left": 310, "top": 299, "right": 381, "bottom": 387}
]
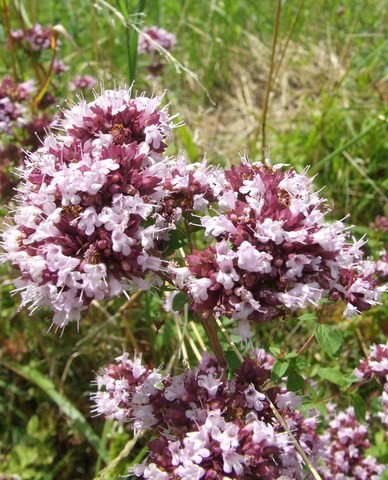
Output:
[
  {"left": 370, "top": 215, "right": 388, "bottom": 232},
  {"left": 1, "top": 87, "right": 175, "bottom": 328},
  {"left": 0, "top": 77, "right": 35, "bottom": 134},
  {"left": 93, "top": 351, "right": 320, "bottom": 479},
  {"left": 11, "top": 24, "right": 55, "bottom": 51},
  {"left": 69, "top": 75, "right": 97, "bottom": 92},
  {"left": 375, "top": 251, "right": 388, "bottom": 283},
  {"left": 354, "top": 343, "right": 388, "bottom": 425},
  {"left": 1, "top": 86, "right": 381, "bottom": 332},
  {"left": 318, "top": 405, "right": 384, "bottom": 480},
  {"left": 138, "top": 26, "right": 177, "bottom": 54},
  {"left": 0, "top": 77, "right": 48, "bottom": 199},
  {"left": 171, "top": 159, "right": 380, "bottom": 339}
]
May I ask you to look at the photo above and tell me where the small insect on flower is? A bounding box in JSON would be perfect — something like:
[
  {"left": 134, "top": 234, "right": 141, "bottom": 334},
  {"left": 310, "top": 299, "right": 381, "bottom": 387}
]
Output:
[{"left": 153, "top": 314, "right": 165, "bottom": 333}]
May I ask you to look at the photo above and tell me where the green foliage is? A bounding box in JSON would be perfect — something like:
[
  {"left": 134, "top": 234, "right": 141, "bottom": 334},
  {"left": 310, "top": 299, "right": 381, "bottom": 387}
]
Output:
[
  {"left": 315, "top": 324, "right": 343, "bottom": 358},
  {"left": 172, "top": 292, "right": 189, "bottom": 312},
  {"left": 271, "top": 358, "right": 290, "bottom": 381},
  {"left": 3, "top": 415, "right": 57, "bottom": 479},
  {"left": 367, "top": 430, "right": 388, "bottom": 467},
  {"left": 349, "top": 393, "right": 367, "bottom": 423},
  {"left": 1, "top": 360, "right": 107, "bottom": 462},
  {"left": 286, "top": 371, "right": 305, "bottom": 393},
  {"left": 0, "top": 0, "right": 387, "bottom": 478},
  {"left": 316, "top": 367, "right": 355, "bottom": 389}
]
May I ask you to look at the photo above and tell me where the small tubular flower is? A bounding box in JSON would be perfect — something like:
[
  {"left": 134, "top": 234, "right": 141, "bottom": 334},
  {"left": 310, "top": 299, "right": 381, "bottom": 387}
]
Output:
[
  {"left": 318, "top": 406, "right": 384, "bottom": 480},
  {"left": 354, "top": 343, "right": 388, "bottom": 425}
]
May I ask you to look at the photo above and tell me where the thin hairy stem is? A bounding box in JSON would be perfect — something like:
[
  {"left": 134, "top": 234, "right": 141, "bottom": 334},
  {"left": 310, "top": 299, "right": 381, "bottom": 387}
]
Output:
[
  {"left": 129, "top": 0, "right": 146, "bottom": 83},
  {"left": 200, "top": 315, "right": 227, "bottom": 368},
  {"left": 273, "top": 0, "right": 305, "bottom": 81},
  {"left": 190, "top": 321, "right": 207, "bottom": 351},
  {"left": 93, "top": 436, "right": 142, "bottom": 480},
  {"left": 215, "top": 317, "right": 244, "bottom": 362},
  {"left": 297, "top": 331, "right": 316, "bottom": 356},
  {"left": 185, "top": 330, "right": 203, "bottom": 362},
  {"left": 267, "top": 397, "right": 323, "bottom": 480},
  {"left": 261, "top": 0, "right": 282, "bottom": 160},
  {"left": 32, "top": 29, "right": 58, "bottom": 110}
]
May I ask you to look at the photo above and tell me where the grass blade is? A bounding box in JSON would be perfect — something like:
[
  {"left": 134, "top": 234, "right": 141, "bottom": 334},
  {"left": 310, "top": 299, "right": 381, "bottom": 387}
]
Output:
[
  {"left": 1, "top": 359, "right": 108, "bottom": 463},
  {"left": 309, "top": 120, "right": 382, "bottom": 175}
]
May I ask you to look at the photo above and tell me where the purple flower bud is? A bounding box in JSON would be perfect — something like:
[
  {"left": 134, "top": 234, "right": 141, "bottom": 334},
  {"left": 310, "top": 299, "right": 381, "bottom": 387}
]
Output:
[{"left": 138, "top": 26, "right": 177, "bottom": 54}]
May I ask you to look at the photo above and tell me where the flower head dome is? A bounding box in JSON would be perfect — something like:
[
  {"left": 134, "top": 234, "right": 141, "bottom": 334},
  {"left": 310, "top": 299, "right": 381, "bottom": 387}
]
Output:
[
  {"left": 174, "top": 157, "right": 380, "bottom": 339},
  {"left": 1, "top": 86, "right": 176, "bottom": 328}
]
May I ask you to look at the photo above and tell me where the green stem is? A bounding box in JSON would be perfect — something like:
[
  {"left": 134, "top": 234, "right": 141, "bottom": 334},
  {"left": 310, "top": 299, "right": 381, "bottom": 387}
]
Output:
[
  {"left": 2, "top": 0, "right": 19, "bottom": 80},
  {"left": 309, "top": 120, "right": 382, "bottom": 175},
  {"left": 127, "top": 0, "right": 146, "bottom": 83},
  {"left": 297, "top": 331, "right": 315, "bottom": 356},
  {"left": 32, "top": 29, "right": 58, "bottom": 110},
  {"left": 216, "top": 317, "right": 322, "bottom": 480}
]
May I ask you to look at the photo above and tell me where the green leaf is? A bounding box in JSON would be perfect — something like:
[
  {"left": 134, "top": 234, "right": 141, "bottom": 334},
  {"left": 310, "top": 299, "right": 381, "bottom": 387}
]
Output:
[
  {"left": 295, "top": 356, "right": 307, "bottom": 370},
  {"left": 163, "top": 228, "right": 188, "bottom": 255},
  {"left": 285, "top": 351, "right": 298, "bottom": 359},
  {"left": 225, "top": 350, "right": 241, "bottom": 371},
  {"left": 315, "top": 324, "right": 343, "bottom": 358},
  {"left": 298, "top": 313, "right": 317, "bottom": 322},
  {"left": 317, "top": 367, "right": 351, "bottom": 388},
  {"left": 26, "top": 415, "right": 39, "bottom": 436},
  {"left": 0, "top": 360, "right": 108, "bottom": 463},
  {"left": 15, "top": 0, "right": 33, "bottom": 28},
  {"left": 172, "top": 292, "right": 189, "bottom": 311},
  {"left": 268, "top": 346, "right": 281, "bottom": 357},
  {"left": 350, "top": 393, "right": 367, "bottom": 422},
  {"left": 271, "top": 359, "right": 290, "bottom": 381},
  {"left": 287, "top": 371, "right": 305, "bottom": 393},
  {"left": 175, "top": 124, "right": 198, "bottom": 161}
]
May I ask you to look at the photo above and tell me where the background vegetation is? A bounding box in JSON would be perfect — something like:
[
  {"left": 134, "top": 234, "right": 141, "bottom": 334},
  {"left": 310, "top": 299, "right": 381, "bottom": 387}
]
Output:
[{"left": 0, "top": 0, "right": 387, "bottom": 478}]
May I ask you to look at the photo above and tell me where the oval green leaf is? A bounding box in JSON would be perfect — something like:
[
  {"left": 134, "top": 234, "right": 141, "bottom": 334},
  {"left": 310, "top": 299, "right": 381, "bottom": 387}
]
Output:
[
  {"left": 317, "top": 367, "right": 351, "bottom": 388},
  {"left": 172, "top": 291, "right": 189, "bottom": 311},
  {"left": 287, "top": 371, "right": 305, "bottom": 393},
  {"left": 350, "top": 393, "right": 366, "bottom": 422},
  {"left": 271, "top": 359, "right": 290, "bottom": 382},
  {"left": 315, "top": 324, "right": 343, "bottom": 358}
]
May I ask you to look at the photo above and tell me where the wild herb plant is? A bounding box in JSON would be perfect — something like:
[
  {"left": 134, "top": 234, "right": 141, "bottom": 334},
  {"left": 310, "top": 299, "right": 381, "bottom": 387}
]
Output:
[{"left": 0, "top": 1, "right": 387, "bottom": 479}]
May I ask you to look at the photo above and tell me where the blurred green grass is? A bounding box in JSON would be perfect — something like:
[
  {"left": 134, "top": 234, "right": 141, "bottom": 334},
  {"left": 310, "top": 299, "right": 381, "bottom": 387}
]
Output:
[{"left": 0, "top": 0, "right": 387, "bottom": 478}]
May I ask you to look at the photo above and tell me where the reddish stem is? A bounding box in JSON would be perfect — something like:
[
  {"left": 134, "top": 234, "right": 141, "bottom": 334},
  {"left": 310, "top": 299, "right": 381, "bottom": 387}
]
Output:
[
  {"left": 297, "top": 331, "right": 316, "bottom": 356},
  {"left": 200, "top": 315, "right": 227, "bottom": 368}
]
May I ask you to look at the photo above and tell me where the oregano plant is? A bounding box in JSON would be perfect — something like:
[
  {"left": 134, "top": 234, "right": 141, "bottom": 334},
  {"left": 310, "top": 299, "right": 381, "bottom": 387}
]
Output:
[{"left": 1, "top": 85, "right": 386, "bottom": 479}]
